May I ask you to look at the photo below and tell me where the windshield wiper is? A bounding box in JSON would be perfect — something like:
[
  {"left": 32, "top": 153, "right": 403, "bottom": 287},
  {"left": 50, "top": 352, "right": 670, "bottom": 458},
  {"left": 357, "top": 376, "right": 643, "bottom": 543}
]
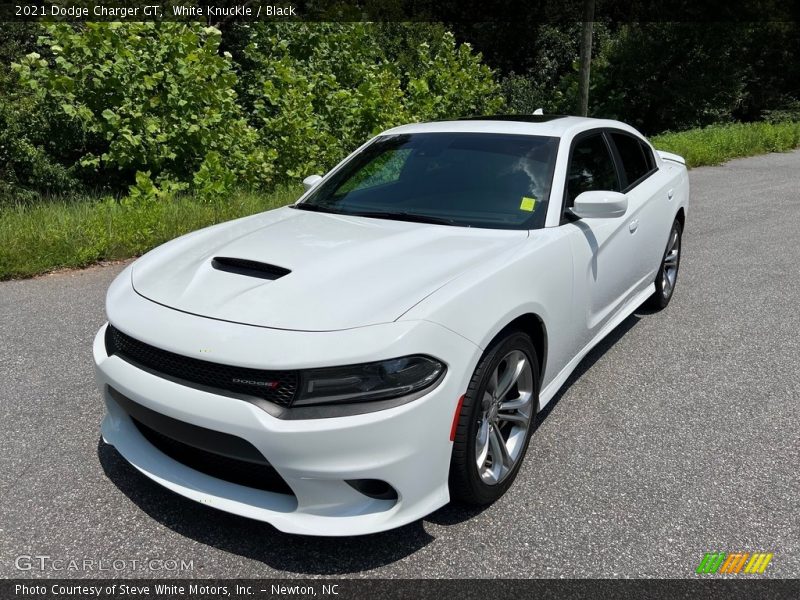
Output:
[
  {"left": 292, "top": 204, "right": 463, "bottom": 226},
  {"left": 345, "top": 210, "right": 461, "bottom": 227},
  {"left": 290, "top": 203, "right": 339, "bottom": 214}
]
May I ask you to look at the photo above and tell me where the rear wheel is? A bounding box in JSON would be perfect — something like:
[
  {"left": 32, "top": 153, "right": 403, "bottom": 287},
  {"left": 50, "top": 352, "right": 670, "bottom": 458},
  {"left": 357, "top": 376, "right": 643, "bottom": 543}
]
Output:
[
  {"left": 449, "top": 331, "right": 539, "bottom": 505},
  {"left": 646, "top": 219, "right": 682, "bottom": 310}
]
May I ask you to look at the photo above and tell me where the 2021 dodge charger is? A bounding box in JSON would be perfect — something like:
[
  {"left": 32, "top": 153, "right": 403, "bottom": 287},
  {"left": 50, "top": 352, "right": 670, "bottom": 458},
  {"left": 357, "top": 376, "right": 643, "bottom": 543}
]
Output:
[{"left": 94, "top": 115, "right": 689, "bottom": 535}]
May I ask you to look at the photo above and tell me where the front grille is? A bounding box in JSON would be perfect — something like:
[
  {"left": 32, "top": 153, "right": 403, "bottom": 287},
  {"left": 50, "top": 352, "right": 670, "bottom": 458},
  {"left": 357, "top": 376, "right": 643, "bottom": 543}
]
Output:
[
  {"left": 132, "top": 418, "right": 294, "bottom": 496},
  {"left": 105, "top": 324, "right": 298, "bottom": 406}
]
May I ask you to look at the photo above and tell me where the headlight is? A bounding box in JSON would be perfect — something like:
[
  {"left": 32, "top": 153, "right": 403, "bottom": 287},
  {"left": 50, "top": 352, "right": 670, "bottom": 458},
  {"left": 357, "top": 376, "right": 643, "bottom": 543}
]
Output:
[{"left": 294, "top": 355, "right": 445, "bottom": 406}]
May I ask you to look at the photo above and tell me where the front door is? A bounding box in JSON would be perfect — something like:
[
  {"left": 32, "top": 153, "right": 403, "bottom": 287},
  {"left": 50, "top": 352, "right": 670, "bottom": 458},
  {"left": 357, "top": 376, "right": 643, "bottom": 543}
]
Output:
[{"left": 562, "top": 131, "right": 641, "bottom": 344}]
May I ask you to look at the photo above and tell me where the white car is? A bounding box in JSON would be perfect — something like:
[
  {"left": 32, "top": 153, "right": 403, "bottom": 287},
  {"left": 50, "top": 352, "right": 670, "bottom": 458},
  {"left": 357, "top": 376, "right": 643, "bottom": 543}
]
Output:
[{"left": 95, "top": 115, "right": 689, "bottom": 536}]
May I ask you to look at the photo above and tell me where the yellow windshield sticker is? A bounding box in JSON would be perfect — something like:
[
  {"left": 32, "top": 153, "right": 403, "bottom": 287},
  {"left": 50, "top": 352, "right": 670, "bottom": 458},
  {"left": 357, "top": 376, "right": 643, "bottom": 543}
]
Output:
[{"left": 520, "top": 196, "right": 536, "bottom": 212}]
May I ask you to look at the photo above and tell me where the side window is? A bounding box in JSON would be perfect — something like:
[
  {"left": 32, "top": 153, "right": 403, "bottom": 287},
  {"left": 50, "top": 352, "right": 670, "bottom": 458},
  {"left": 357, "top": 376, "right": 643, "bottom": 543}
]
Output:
[
  {"left": 610, "top": 133, "right": 651, "bottom": 187},
  {"left": 566, "top": 133, "right": 620, "bottom": 207}
]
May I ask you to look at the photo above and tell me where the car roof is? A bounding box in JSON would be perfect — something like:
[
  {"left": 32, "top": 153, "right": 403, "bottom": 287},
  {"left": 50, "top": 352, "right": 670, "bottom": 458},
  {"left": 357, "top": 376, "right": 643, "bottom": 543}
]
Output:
[{"left": 381, "top": 115, "right": 643, "bottom": 139}]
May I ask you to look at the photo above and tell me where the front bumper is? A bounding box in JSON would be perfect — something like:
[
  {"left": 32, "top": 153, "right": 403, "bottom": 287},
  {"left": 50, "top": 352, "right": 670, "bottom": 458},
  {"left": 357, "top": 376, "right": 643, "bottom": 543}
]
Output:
[{"left": 94, "top": 286, "right": 480, "bottom": 536}]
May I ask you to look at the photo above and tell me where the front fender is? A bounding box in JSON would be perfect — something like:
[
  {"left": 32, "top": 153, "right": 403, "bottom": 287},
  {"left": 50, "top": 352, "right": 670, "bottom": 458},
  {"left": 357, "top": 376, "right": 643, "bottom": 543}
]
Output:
[{"left": 399, "top": 228, "right": 575, "bottom": 389}]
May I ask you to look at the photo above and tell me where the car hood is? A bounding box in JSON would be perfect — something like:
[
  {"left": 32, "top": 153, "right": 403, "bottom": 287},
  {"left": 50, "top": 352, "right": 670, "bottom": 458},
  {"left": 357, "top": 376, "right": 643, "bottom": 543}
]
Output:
[{"left": 131, "top": 207, "right": 528, "bottom": 331}]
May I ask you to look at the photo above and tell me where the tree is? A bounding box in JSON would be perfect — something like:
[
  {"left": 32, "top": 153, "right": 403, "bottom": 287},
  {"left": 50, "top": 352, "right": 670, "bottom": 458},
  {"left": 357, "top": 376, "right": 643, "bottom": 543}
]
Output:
[
  {"left": 577, "top": 0, "right": 595, "bottom": 116},
  {"left": 590, "top": 23, "right": 750, "bottom": 133}
]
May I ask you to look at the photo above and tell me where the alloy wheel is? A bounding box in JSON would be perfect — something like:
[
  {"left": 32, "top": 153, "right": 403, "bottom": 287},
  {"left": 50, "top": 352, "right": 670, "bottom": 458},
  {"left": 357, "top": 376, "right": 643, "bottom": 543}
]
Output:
[
  {"left": 662, "top": 227, "right": 681, "bottom": 299},
  {"left": 475, "top": 350, "right": 534, "bottom": 485}
]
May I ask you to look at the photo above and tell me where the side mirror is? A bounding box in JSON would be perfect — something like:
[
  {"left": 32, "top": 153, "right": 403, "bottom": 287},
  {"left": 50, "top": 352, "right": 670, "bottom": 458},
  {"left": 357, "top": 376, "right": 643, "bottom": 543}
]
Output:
[
  {"left": 571, "top": 191, "right": 628, "bottom": 219},
  {"left": 302, "top": 174, "right": 323, "bottom": 192}
]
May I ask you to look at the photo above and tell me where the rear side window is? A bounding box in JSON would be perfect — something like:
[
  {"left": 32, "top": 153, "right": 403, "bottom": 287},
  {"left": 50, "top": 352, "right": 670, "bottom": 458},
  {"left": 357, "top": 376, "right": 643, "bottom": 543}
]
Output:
[
  {"left": 566, "top": 133, "right": 620, "bottom": 206},
  {"left": 611, "top": 133, "right": 653, "bottom": 187},
  {"left": 640, "top": 140, "right": 656, "bottom": 171}
]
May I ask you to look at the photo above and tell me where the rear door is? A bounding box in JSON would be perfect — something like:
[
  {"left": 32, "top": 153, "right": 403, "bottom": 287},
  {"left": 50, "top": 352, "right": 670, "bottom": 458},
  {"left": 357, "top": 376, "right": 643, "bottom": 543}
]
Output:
[{"left": 606, "top": 130, "right": 671, "bottom": 288}]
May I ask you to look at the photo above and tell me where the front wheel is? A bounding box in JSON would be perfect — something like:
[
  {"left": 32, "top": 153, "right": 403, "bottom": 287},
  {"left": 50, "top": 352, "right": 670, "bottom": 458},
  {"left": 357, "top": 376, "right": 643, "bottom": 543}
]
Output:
[
  {"left": 646, "top": 218, "right": 682, "bottom": 310},
  {"left": 449, "top": 331, "right": 539, "bottom": 505}
]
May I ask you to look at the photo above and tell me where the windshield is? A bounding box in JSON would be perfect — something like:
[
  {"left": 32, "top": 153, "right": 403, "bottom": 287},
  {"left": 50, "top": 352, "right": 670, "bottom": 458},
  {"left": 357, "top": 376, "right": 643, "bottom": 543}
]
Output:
[{"left": 297, "top": 132, "right": 559, "bottom": 229}]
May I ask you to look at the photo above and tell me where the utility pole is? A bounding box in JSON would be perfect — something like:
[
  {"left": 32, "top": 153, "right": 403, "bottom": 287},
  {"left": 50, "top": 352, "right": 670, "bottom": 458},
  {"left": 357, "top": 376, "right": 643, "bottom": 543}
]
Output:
[{"left": 577, "top": 0, "right": 595, "bottom": 117}]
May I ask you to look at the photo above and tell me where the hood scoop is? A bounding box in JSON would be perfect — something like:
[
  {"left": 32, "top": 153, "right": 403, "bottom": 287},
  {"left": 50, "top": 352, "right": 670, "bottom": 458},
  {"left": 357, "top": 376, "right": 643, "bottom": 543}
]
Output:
[{"left": 211, "top": 256, "right": 291, "bottom": 281}]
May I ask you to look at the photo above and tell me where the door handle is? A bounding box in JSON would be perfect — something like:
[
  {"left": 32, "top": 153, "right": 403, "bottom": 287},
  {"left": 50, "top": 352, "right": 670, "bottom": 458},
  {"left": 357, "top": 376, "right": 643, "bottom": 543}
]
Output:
[
  {"left": 668, "top": 188, "right": 674, "bottom": 200},
  {"left": 629, "top": 219, "right": 639, "bottom": 233}
]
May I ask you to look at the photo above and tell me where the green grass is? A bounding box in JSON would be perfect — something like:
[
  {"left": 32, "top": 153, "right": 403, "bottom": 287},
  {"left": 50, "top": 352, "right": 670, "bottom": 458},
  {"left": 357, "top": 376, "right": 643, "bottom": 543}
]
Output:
[
  {"left": 0, "top": 186, "right": 302, "bottom": 280},
  {"left": 651, "top": 120, "right": 800, "bottom": 168},
  {"left": 3, "top": 119, "right": 800, "bottom": 281}
]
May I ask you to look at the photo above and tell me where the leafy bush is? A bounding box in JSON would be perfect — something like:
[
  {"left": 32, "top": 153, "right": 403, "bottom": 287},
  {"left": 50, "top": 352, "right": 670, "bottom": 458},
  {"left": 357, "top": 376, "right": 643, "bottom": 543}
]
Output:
[
  {"left": 0, "top": 95, "right": 79, "bottom": 203},
  {"left": 0, "top": 23, "right": 39, "bottom": 85},
  {"left": 12, "top": 23, "right": 270, "bottom": 198},
  {"left": 3, "top": 22, "right": 501, "bottom": 201},
  {"left": 235, "top": 23, "right": 502, "bottom": 183},
  {"left": 399, "top": 27, "right": 503, "bottom": 121}
]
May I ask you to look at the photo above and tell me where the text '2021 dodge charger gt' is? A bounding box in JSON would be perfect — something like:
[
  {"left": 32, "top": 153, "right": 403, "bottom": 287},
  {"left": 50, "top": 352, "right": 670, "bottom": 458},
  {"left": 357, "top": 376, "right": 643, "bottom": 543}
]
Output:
[{"left": 94, "top": 115, "right": 689, "bottom": 535}]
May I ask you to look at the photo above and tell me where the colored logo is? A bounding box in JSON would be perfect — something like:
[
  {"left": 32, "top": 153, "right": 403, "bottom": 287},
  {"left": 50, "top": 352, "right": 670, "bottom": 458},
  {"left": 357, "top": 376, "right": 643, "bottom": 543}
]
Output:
[{"left": 696, "top": 552, "right": 773, "bottom": 574}]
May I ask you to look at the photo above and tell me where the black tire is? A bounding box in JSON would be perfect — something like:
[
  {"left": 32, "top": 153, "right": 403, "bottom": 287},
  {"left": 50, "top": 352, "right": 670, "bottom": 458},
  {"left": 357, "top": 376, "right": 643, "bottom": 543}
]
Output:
[
  {"left": 449, "top": 330, "right": 539, "bottom": 505},
  {"left": 645, "top": 218, "right": 683, "bottom": 311}
]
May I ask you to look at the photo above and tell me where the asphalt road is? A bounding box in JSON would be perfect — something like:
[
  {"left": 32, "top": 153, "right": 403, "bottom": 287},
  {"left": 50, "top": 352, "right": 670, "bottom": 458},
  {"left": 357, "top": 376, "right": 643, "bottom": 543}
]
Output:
[{"left": 1, "top": 151, "right": 798, "bottom": 579}]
